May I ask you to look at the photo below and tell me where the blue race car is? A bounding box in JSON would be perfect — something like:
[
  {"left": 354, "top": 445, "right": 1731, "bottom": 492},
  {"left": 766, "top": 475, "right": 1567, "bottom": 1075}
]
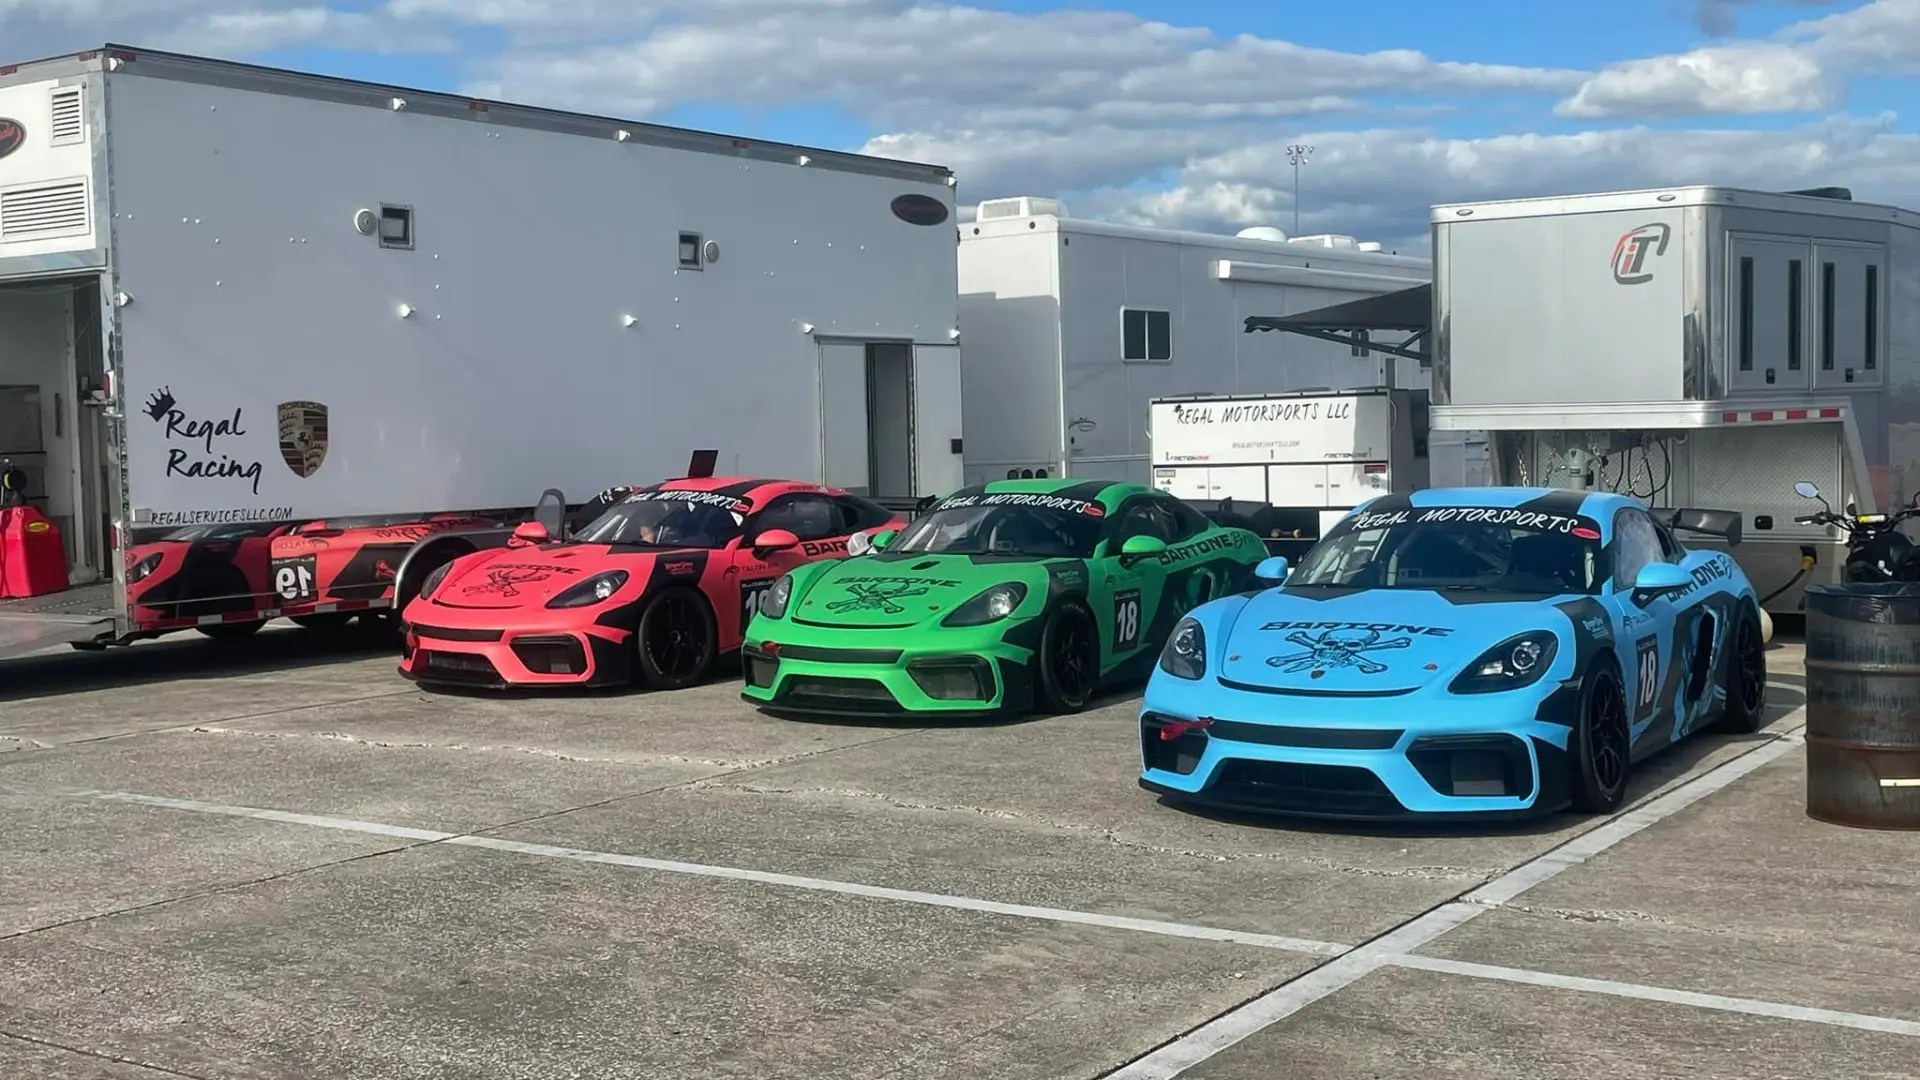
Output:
[{"left": 1138, "top": 487, "right": 1767, "bottom": 821}]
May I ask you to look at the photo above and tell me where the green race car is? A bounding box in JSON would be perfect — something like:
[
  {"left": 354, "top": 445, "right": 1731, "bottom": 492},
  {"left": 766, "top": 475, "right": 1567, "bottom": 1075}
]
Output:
[{"left": 739, "top": 478, "right": 1269, "bottom": 718}]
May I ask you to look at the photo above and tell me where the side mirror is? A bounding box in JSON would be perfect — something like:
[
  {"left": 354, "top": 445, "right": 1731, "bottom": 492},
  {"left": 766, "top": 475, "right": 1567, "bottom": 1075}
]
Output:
[
  {"left": 1255, "top": 556, "right": 1290, "bottom": 583},
  {"left": 870, "top": 529, "right": 897, "bottom": 551},
  {"left": 1630, "top": 562, "right": 1691, "bottom": 606},
  {"left": 1793, "top": 481, "right": 1821, "bottom": 500},
  {"left": 847, "top": 531, "right": 875, "bottom": 556},
  {"left": 1119, "top": 534, "right": 1168, "bottom": 563},
  {"left": 511, "top": 520, "right": 548, "bottom": 545},
  {"left": 753, "top": 528, "right": 799, "bottom": 552}
]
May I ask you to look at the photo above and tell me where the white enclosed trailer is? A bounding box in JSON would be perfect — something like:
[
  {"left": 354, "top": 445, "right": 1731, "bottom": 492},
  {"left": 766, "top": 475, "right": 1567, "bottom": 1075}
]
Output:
[
  {"left": 1428, "top": 184, "right": 1919, "bottom": 613},
  {"left": 1148, "top": 387, "right": 1429, "bottom": 541},
  {"left": 954, "top": 199, "right": 1438, "bottom": 487},
  {"left": 0, "top": 44, "right": 963, "bottom": 657}
]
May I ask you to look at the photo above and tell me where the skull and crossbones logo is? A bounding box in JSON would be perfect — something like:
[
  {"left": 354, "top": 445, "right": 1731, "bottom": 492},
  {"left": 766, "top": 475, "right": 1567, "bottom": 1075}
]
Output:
[
  {"left": 825, "top": 580, "right": 929, "bottom": 615},
  {"left": 1267, "top": 628, "right": 1412, "bottom": 675},
  {"left": 464, "top": 566, "right": 548, "bottom": 598}
]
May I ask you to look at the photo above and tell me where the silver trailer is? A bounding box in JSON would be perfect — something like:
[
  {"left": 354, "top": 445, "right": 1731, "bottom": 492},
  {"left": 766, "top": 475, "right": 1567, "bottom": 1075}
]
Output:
[{"left": 1428, "top": 184, "right": 1919, "bottom": 613}]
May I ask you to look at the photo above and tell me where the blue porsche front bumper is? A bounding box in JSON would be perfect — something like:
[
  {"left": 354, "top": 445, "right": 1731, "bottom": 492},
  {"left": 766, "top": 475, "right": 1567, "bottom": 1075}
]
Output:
[{"left": 1137, "top": 676, "right": 1583, "bottom": 820}]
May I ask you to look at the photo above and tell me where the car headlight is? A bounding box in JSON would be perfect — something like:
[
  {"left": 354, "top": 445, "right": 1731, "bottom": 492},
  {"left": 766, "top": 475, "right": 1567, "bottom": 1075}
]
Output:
[
  {"left": 758, "top": 573, "right": 794, "bottom": 620},
  {"left": 545, "top": 570, "right": 628, "bottom": 608},
  {"left": 1159, "top": 617, "right": 1207, "bottom": 680},
  {"left": 419, "top": 560, "right": 454, "bottom": 600},
  {"left": 125, "top": 553, "right": 163, "bottom": 583},
  {"left": 942, "top": 582, "right": 1027, "bottom": 627},
  {"left": 1448, "top": 631, "right": 1559, "bottom": 694}
]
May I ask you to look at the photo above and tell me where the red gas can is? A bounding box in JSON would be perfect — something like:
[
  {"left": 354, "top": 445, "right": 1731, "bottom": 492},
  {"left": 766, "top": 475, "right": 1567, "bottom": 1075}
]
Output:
[{"left": 0, "top": 506, "right": 69, "bottom": 599}]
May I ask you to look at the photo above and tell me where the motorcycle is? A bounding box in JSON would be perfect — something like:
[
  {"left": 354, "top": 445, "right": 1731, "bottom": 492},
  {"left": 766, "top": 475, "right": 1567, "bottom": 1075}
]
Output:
[{"left": 1792, "top": 480, "right": 1920, "bottom": 582}]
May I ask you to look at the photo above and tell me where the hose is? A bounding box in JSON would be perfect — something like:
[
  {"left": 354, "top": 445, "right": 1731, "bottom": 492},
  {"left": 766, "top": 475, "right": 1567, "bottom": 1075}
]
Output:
[{"left": 1758, "top": 551, "right": 1817, "bottom": 607}]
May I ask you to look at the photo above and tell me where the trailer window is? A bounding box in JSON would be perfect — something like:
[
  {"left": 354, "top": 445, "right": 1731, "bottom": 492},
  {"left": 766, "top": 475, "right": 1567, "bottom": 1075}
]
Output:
[
  {"left": 1737, "top": 257, "right": 1753, "bottom": 371},
  {"left": 1787, "top": 259, "right": 1802, "bottom": 370},
  {"left": 1821, "top": 261, "right": 1836, "bottom": 370},
  {"left": 1350, "top": 330, "right": 1370, "bottom": 358},
  {"left": 1866, "top": 264, "right": 1879, "bottom": 370},
  {"left": 1122, "top": 309, "right": 1171, "bottom": 362}
]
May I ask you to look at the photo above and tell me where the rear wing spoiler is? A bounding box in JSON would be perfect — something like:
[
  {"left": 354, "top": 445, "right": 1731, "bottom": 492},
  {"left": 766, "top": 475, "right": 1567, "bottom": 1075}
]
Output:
[{"left": 1669, "top": 507, "right": 1742, "bottom": 546}]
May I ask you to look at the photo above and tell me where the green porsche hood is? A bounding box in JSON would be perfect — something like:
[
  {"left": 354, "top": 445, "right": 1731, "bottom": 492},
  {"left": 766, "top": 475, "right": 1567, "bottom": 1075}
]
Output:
[{"left": 790, "top": 555, "right": 1046, "bottom": 629}]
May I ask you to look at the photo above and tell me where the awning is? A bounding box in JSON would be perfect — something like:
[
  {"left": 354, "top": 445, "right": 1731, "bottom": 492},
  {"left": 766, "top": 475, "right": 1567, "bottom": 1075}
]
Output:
[{"left": 1244, "top": 283, "right": 1431, "bottom": 363}]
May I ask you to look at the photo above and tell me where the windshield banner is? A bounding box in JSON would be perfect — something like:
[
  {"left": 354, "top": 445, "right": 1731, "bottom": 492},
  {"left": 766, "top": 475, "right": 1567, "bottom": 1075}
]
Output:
[
  {"left": 1346, "top": 505, "right": 1602, "bottom": 539},
  {"left": 932, "top": 492, "right": 1106, "bottom": 517}
]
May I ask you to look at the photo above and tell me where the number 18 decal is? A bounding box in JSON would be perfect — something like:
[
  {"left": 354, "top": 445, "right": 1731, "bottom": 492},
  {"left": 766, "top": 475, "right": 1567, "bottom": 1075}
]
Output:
[
  {"left": 1113, "top": 589, "right": 1142, "bottom": 652},
  {"left": 1634, "top": 635, "right": 1659, "bottom": 719}
]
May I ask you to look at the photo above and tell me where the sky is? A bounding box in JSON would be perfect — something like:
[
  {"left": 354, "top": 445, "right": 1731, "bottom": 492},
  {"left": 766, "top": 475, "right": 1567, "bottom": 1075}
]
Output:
[{"left": 2, "top": 0, "right": 1915, "bottom": 252}]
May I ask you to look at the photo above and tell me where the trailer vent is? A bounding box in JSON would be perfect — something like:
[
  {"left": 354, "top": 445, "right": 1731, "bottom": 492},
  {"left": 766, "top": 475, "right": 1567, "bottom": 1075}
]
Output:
[
  {"left": 0, "top": 179, "right": 90, "bottom": 241},
  {"left": 49, "top": 86, "right": 84, "bottom": 145},
  {"left": 975, "top": 196, "right": 1067, "bottom": 221}
]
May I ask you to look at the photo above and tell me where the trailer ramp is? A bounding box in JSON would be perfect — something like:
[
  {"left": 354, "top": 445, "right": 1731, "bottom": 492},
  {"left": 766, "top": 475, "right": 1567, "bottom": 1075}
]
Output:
[{"left": 0, "top": 583, "right": 117, "bottom": 657}]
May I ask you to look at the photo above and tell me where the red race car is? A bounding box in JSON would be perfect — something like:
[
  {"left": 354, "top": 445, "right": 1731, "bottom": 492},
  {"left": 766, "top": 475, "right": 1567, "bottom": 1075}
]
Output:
[{"left": 398, "top": 477, "right": 904, "bottom": 690}]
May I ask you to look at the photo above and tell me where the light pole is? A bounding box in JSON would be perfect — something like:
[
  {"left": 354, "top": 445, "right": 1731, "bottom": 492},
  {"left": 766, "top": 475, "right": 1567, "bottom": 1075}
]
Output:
[{"left": 1286, "top": 143, "right": 1313, "bottom": 234}]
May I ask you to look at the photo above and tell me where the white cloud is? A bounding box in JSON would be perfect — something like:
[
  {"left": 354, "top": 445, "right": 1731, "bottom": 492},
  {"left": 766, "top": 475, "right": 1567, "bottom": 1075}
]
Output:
[
  {"left": 2, "top": 0, "right": 1915, "bottom": 260},
  {"left": 1068, "top": 114, "right": 1916, "bottom": 252},
  {"left": 1694, "top": 0, "right": 1844, "bottom": 37},
  {"left": 1560, "top": 0, "right": 1920, "bottom": 119}
]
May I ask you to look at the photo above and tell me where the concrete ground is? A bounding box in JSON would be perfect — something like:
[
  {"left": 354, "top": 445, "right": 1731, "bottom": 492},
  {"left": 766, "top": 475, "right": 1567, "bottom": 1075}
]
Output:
[{"left": 0, "top": 626, "right": 1913, "bottom": 1079}]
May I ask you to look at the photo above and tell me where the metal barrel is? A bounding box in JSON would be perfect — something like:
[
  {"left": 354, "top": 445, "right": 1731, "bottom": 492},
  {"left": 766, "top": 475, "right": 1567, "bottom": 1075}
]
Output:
[{"left": 1803, "top": 583, "right": 1920, "bottom": 829}]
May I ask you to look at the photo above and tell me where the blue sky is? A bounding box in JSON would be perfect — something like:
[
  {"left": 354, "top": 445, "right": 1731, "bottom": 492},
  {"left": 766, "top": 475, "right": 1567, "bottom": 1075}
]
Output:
[{"left": 6, "top": 0, "right": 1914, "bottom": 248}]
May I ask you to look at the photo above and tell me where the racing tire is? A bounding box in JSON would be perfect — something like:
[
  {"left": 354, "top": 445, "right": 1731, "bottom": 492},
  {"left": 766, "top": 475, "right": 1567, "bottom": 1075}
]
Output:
[
  {"left": 1568, "top": 657, "right": 1632, "bottom": 814},
  {"left": 1710, "top": 607, "right": 1768, "bottom": 735},
  {"left": 634, "top": 587, "right": 718, "bottom": 691},
  {"left": 197, "top": 619, "right": 266, "bottom": 640},
  {"left": 1034, "top": 600, "right": 1100, "bottom": 714}
]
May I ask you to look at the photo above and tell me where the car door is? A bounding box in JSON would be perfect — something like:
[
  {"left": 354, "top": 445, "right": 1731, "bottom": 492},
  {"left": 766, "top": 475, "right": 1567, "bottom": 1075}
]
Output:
[
  {"left": 1094, "top": 496, "right": 1178, "bottom": 671},
  {"left": 1655, "top": 520, "right": 1736, "bottom": 739},
  {"left": 729, "top": 494, "right": 848, "bottom": 644},
  {"left": 1604, "top": 506, "right": 1680, "bottom": 755},
  {"left": 1154, "top": 494, "right": 1237, "bottom": 608}
]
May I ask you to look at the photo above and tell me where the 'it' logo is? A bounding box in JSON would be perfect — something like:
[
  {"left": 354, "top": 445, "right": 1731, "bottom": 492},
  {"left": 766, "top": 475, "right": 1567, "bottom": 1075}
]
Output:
[{"left": 1611, "top": 222, "right": 1670, "bottom": 285}]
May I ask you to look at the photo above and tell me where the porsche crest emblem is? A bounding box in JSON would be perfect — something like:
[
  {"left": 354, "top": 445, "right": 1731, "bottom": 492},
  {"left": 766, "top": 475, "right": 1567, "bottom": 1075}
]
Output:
[{"left": 276, "top": 400, "right": 328, "bottom": 478}]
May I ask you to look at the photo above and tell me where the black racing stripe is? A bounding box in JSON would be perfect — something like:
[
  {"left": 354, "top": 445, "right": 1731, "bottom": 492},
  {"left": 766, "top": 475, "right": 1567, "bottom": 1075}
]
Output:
[
  {"left": 1512, "top": 489, "right": 1594, "bottom": 521},
  {"left": 712, "top": 478, "right": 771, "bottom": 499},
  {"left": 1055, "top": 480, "right": 1115, "bottom": 505},
  {"left": 1357, "top": 492, "right": 1413, "bottom": 515}
]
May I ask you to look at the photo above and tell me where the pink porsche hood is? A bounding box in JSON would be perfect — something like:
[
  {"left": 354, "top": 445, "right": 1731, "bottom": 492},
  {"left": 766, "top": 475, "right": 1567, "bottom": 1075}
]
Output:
[{"left": 427, "top": 544, "right": 635, "bottom": 610}]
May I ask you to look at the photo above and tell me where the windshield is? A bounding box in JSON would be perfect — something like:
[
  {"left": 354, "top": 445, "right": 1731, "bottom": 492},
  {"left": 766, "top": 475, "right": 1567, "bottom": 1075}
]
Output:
[
  {"left": 892, "top": 495, "right": 1103, "bottom": 558},
  {"left": 571, "top": 491, "right": 744, "bottom": 548},
  {"left": 1291, "top": 505, "right": 1604, "bottom": 595}
]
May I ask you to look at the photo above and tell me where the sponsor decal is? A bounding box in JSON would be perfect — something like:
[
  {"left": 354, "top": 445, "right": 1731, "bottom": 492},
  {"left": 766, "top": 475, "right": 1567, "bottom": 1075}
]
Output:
[
  {"left": 462, "top": 563, "right": 581, "bottom": 597},
  {"left": 664, "top": 560, "right": 697, "bottom": 575},
  {"left": 1155, "top": 532, "right": 1252, "bottom": 564},
  {"left": 1266, "top": 628, "right": 1413, "bottom": 675},
  {"left": 933, "top": 492, "right": 1105, "bottom": 517},
  {"left": 1582, "top": 616, "right": 1608, "bottom": 639},
  {"left": 1347, "top": 506, "right": 1599, "bottom": 535},
  {"left": 889, "top": 193, "right": 950, "bottom": 226},
  {"left": 143, "top": 386, "right": 265, "bottom": 494},
  {"left": 276, "top": 401, "right": 329, "bottom": 478},
  {"left": 1666, "top": 554, "right": 1733, "bottom": 601},
  {"left": 1167, "top": 398, "right": 1354, "bottom": 426},
  {"left": 0, "top": 118, "right": 22, "bottom": 159},
  {"left": 624, "top": 488, "right": 754, "bottom": 512},
  {"left": 1611, "top": 222, "right": 1670, "bottom": 285},
  {"left": 825, "top": 575, "right": 961, "bottom": 614},
  {"left": 802, "top": 538, "right": 848, "bottom": 557},
  {"left": 1260, "top": 619, "right": 1453, "bottom": 637}
]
